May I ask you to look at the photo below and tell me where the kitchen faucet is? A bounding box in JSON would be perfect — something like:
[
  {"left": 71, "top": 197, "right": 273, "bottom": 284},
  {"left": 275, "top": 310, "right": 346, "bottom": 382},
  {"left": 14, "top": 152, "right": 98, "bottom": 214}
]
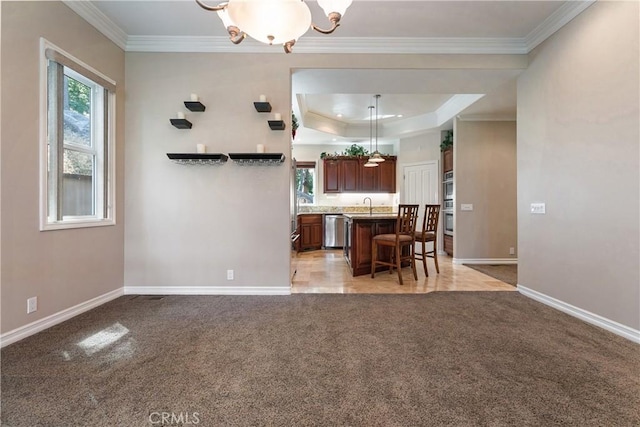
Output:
[{"left": 363, "top": 197, "right": 372, "bottom": 216}]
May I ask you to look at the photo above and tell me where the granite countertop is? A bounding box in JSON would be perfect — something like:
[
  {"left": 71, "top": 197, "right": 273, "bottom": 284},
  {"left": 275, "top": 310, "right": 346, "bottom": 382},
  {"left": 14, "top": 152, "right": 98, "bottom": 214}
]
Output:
[
  {"left": 298, "top": 206, "right": 395, "bottom": 215},
  {"left": 342, "top": 213, "right": 398, "bottom": 220}
]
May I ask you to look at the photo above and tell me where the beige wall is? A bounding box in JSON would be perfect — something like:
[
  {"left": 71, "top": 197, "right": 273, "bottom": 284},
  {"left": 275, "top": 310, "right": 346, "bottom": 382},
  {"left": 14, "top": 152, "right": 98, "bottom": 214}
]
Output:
[
  {"left": 454, "top": 120, "right": 517, "bottom": 260},
  {"left": 517, "top": 1, "right": 639, "bottom": 329},
  {"left": 124, "top": 53, "right": 527, "bottom": 290},
  {"left": 0, "top": 2, "right": 125, "bottom": 333}
]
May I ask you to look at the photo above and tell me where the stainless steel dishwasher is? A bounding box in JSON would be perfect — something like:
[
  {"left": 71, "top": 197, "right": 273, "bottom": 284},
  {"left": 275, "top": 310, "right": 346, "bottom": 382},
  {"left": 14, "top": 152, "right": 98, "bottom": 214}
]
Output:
[{"left": 323, "top": 214, "right": 345, "bottom": 248}]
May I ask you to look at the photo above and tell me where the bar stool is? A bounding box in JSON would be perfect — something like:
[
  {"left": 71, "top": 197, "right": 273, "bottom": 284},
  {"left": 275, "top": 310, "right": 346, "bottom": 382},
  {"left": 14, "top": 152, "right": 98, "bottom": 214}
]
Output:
[
  {"left": 371, "top": 204, "right": 419, "bottom": 286},
  {"left": 414, "top": 204, "right": 441, "bottom": 276}
]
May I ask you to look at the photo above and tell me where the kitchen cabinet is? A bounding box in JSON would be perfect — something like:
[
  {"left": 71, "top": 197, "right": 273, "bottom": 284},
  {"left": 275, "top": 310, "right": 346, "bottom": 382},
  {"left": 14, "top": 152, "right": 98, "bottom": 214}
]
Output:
[
  {"left": 443, "top": 147, "right": 453, "bottom": 173},
  {"left": 344, "top": 214, "right": 405, "bottom": 276},
  {"left": 323, "top": 156, "right": 396, "bottom": 193},
  {"left": 444, "top": 235, "right": 453, "bottom": 256},
  {"left": 298, "top": 214, "right": 323, "bottom": 251}
]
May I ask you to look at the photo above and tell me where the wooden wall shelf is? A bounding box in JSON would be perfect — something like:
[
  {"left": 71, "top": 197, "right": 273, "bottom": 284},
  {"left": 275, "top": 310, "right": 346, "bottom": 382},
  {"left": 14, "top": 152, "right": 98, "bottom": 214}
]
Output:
[
  {"left": 228, "top": 153, "right": 285, "bottom": 165},
  {"left": 169, "top": 118, "right": 192, "bottom": 129},
  {"left": 268, "top": 120, "right": 286, "bottom": 131},
  {"left": 167, "top": 153, "right": 228, "bottom": 165},
  {"left": 254, "top": 102, "right": 272, "bottom": 113},
  {"left": 184, "top": 101, "right": 206, "bottom": 112}
]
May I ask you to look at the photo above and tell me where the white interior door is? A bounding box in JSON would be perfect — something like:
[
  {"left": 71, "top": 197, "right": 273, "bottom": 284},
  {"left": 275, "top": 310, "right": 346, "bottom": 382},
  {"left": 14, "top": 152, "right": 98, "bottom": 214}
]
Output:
[{"left": 402, "top": 161, "right": 440, "bottom": 250}]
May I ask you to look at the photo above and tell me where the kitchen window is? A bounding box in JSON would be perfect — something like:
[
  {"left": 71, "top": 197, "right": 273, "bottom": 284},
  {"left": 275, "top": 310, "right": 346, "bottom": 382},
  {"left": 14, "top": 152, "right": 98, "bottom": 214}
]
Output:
[
  {"left": 40, "top": 39, "right": 116, "bottom": 230},
  {"left": 295, "top": 161, "right": 316, "bottom": 205}
]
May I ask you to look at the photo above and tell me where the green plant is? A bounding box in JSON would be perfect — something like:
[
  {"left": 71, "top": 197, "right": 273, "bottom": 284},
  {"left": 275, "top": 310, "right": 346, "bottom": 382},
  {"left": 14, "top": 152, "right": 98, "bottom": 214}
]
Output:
[
  {"left": 343, "top": 144, "right": 368, "bottom": 157},
  {"left": 440, "top": 130, "right": 453, "bottom": 151},
  {"left": 291, "top": 112, "right": 299, "bottom": 132}
]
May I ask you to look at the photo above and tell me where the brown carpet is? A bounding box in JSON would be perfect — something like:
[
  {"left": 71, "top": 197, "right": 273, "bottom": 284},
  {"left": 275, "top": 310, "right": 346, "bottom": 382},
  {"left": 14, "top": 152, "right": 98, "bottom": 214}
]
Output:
[
  {"left": 2, "top": 293, "right": 639, "bottom": 426},
  {"left": 465, "top": 264, "right": 518, "bottom": 286}
]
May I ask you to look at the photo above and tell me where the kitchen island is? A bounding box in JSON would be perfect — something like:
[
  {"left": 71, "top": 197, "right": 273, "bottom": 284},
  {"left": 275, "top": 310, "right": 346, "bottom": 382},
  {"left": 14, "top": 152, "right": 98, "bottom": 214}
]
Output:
[{"left": 343, "top": 213, "right": 400, "bottom": 276}]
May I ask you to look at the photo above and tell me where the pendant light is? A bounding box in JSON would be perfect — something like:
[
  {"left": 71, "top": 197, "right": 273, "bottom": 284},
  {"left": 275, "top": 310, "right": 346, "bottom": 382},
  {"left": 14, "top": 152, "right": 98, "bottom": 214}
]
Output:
[
  {"left": 369, "top": 94, "right": 385, "bottom": 163},
  {"left": 364, "top": 105, "right": 378, "bottom": 168}
]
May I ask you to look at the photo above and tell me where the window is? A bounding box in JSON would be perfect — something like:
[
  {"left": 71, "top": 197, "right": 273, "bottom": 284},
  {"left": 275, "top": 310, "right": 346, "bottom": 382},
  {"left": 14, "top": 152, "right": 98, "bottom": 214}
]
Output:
[
  {"left": 40, "top": 39, "right": 116, "bottom": 230},
  {"left": 295, "top": 161, "right": 316, "bottom": 205}
]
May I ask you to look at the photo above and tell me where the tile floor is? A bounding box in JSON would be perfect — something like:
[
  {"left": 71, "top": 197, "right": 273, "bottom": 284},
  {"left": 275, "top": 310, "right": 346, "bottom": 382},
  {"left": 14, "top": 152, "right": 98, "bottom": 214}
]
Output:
[{"left": 292, "top": 249, "right": 516, "bottom": 293}]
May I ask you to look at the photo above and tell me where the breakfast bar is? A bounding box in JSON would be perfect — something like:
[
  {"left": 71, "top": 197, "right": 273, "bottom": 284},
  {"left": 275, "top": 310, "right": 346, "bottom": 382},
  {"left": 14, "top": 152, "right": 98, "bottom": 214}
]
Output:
[{"left": 343, "top": 213, "right": 400, "bottom": 276}]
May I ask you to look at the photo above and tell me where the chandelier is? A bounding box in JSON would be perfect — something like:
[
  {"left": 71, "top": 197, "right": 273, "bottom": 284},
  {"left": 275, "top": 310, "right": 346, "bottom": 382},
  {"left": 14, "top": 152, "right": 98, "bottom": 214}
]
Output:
[
  {"left": 368, "top": 94, "right": 385, "bottom": 163},
  {"left": 196, "top": 0, "right": 353, "bottom": 53},
  {"left": 364, "top": 105, "right": 377, "bottom": 168}
]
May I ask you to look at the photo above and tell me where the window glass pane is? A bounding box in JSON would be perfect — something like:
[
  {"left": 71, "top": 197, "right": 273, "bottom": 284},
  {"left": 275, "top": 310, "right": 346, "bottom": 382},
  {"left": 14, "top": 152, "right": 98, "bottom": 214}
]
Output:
[
  {"left": 63, "top": 74, "right": 91, "bottom": 147},
  {"left": 296, "top": 167, "right": 315, "bottom": 204},
  {"left": 63, "top": 149, "right": 95, "bottom": 216}
]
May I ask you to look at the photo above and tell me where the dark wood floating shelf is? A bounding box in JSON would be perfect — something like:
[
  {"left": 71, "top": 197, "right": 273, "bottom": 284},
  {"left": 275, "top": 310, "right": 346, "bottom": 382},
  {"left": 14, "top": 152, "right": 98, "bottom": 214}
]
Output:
[
  {"left": 268, "top": 120, "right": 286, "bottom": 131},
  {"left": 228, "top": 153, "right": 285, "bottom": 165},
  {"left": 253, "top": 102, "right": 272, "bottom": 113},
  {"left": 170, "top": 118, "right": 192, "bottom": 129},
  {"left": 167, "top": 153, "right": 228, "bottom": 165},
  {"left": 184, "top": 101, "right": 206, "bottom": 112}
]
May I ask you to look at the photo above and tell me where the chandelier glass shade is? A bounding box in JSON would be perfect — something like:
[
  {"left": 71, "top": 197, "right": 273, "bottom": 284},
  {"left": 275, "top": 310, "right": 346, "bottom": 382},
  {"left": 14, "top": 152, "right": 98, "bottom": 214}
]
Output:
[{"left": 196, "top": 0, "right": 353, "bottom": 53}]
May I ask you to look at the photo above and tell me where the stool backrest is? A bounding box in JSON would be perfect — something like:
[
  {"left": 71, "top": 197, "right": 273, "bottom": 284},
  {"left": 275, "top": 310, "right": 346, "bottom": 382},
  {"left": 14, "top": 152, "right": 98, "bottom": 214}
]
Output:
[
  {"left": 397, "top": 204, "right": 420, "bottom": 236},
  {"left": 422, "top": 204, "right": 441, "bottom": 233}
]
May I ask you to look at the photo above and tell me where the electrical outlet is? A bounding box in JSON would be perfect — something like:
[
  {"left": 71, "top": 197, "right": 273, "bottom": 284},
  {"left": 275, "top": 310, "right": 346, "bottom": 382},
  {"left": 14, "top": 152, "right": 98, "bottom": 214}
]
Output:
[
  {"left": 509, "top": 247, "right": 515, "bottom": 255},
  {"left": 227, "top": 270, "right": 234, "bottom": 280},
  {"left": 460, "top": 204, "right": 473, "bottom": 211},
  {"left": 530, "top": 203, "right": 546, "bottom": 214},
  {"left": 27, "top": 297, "right": 38, "bottom": 314}
]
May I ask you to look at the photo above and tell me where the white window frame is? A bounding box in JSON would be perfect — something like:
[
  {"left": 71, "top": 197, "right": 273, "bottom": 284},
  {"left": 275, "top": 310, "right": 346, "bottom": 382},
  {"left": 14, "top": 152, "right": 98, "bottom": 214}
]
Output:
[{"left": 39, "top": 38, "right": 116, "bottom": 231}]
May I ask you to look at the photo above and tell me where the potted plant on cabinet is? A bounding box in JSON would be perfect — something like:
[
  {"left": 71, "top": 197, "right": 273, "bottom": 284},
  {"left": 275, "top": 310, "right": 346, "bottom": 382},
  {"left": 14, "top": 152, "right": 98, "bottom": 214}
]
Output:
[{"left": 292, "top": 112, "right": 299, "bottom": 140}]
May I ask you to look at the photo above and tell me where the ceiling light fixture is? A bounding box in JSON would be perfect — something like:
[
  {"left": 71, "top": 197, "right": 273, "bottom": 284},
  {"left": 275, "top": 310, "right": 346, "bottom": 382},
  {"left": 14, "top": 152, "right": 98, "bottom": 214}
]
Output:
[
  {"left": 369, "top": 94, "right": 385, "bottom": 163},
  {"left": 364, "top": 105, "right": 378, "bottom": 168},
  {"left": 195, "top": 0, "right": 353, "bottom": 53}
]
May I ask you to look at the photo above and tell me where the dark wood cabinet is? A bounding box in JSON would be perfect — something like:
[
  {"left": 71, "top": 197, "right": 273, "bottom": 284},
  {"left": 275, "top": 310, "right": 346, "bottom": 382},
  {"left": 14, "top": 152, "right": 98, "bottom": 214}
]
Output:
[
  {"left": 323, "top": 159, "right": 340, "bottom": 193},
  {"left": 443, "top": 147, "right": 453, "bottom": 173},
  {"left": 345, "top": 216, "right": 402, "bottom": 276},
  {"left": 443, "top": 234, "right": 453, "bottom": 256},
  {"left": 324, "top": 157, "right": 396, "bottom": 193},
  {"left": 341, "top": 159, "right": 360, "bottom": 192},
  {"left": 298, "top": 214, "right": 323, "bottom": 251},
  {"left": 376, "top": 158, "right": 396, "bottom": 192}
]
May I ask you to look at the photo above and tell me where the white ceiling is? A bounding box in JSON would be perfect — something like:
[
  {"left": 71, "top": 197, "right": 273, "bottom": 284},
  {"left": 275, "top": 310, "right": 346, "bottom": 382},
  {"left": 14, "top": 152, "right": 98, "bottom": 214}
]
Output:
[{"left": 65, "top": 0, "right": 595, "bottom": 145}]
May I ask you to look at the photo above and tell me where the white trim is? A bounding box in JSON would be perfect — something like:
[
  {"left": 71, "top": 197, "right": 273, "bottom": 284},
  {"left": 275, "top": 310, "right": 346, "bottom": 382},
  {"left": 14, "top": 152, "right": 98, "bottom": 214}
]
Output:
[
  {"left": 124, "top": 286, "right": 292, "bottom": 296},
  {"left": 64, "top": 1, "right": 594, "bottom": 55},
  {"left": 517, "top": 285, "right": 640, "bottom": 344},
  {"left": 39, "top": 38, "right": 117, "bottom": 231},
  {"left": 0, "top": 288, "right": 124, "bottom": 348},
  {"left": 456, "top": 114, "right": 517, "bottom": 122},
  {"left": 62, "top": 0, "right": 127, "bottom": 50},
  {"left": 453, "top": 258, "right": 517, "bottom": 265},
  {"left": 126, "top": 35, "right": 529, "bottom": 54},
  {"left": 524, "top": 0, "right": 596, "bottom": 52}
]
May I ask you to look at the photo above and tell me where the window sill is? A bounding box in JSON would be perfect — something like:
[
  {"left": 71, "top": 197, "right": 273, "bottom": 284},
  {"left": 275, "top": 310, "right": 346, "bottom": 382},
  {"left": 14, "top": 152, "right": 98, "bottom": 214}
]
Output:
[{"left": 40, "top": 218, "right": 115, "bottom": 231}]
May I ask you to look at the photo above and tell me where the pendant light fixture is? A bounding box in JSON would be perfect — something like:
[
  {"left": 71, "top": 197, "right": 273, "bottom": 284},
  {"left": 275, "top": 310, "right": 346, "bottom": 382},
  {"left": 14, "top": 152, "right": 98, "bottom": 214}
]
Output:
[
  {"left": 369, "top": 94, "right": 385, "bottom": 163},
  {"left": 195, "top": 0, "right": 353, "bottom": 53},
  {"left": 364, "top": 105, "right": 378, "bottom": 168}
]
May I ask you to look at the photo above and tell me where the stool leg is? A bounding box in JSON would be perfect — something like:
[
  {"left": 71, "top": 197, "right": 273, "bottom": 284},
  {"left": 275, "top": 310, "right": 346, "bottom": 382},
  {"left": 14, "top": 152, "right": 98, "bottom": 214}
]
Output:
[
  {"left": 396, "top": 245, "right": 403, "bottom": 286},
  {"left": 433, "top": 240, "right": 440, "bottom": 274},
  {"left": 410, "top": 243, "right": 418, "bottom": 280},
  {"left": 371, "top": 241, "right": 377, "bottom": 278},
  {"left": 422, "top": 240, "right": 429, "bottom": 277}
]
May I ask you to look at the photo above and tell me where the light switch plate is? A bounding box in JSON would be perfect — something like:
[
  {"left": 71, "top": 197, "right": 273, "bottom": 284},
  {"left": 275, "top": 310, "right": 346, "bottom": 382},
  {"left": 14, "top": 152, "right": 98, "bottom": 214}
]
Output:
[
  {"left": 530, "top": 203, "right": 546, "bottom": 214},
  {"left": 460, "top": 204, "right": 473, "bottom": 211}
]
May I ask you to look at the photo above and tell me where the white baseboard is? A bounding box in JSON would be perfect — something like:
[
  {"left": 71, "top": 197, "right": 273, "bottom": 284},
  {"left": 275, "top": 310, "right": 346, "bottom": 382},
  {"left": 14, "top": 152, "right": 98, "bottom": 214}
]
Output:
[
  {"left": 0, "top": 288, "right": 124, "bottom": 348},
  {"left": 453, "top": 258, "right": 518, "bottom": 265},
  {"left": 517, "top": 285, "right": 640, "bottom": 344},
  {"left": 123, "top": 286, "right": 291, "bottom": 296}
]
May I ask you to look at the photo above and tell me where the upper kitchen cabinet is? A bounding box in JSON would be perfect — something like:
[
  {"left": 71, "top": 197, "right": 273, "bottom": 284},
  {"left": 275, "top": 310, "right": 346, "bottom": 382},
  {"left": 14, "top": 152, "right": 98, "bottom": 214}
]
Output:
[
  {"left": 443, "top": 147, "right": 453, "bottom": 173},
  {"left": 323, "top": 156, "right": 397, "bottom": 193}
]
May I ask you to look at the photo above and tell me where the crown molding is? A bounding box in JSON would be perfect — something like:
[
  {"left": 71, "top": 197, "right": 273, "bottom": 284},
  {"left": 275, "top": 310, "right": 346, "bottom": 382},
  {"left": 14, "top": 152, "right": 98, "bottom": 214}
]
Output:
[
  {"left": 127, "top": 35, "right": 529, "bottom": 54},
  {"left": 524, "top": 0, "right": 596, "bottom": 52},
  {"left": 64, "top": 0, "right": 596, "bottom": 55},
  {"left": 61, "top": 0, "right": 127, "bottom": 50},
  {"left": 456, "top": 114, "right": 517, "bottom": 122}
]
